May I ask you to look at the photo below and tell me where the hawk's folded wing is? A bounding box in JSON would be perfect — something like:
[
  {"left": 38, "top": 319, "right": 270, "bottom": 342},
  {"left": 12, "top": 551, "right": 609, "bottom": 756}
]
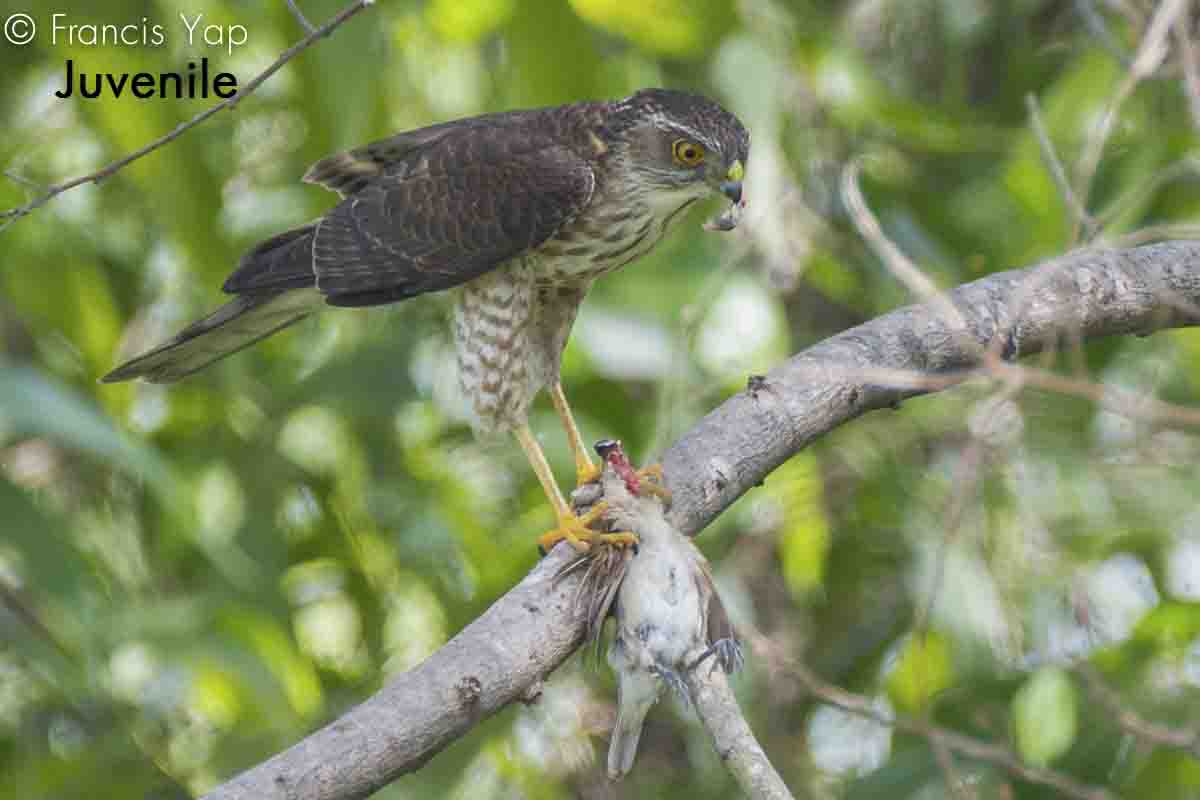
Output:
[{"left": 224, "top": 126, "right": 595, "bottom": 308}]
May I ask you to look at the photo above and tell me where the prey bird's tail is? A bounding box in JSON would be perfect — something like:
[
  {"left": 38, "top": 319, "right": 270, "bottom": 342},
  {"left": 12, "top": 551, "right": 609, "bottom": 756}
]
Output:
[
  {"left": 607, "top": 672, "right": 660, "bottom": 780},
  {"left": 100, "top": 288, "right": 322, "bottom": 384}
]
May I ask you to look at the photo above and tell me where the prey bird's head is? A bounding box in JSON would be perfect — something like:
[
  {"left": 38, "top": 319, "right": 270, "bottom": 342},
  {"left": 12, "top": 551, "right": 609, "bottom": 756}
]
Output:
[{"left": 610, "top": 88, "right": 749, "bottom": 219}]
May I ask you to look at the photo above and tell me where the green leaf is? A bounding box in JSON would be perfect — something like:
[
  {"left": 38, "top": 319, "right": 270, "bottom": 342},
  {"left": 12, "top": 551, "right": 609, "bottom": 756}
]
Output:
[
  {"left": 568, "top": 0, "right": 735, "bottom": 58},
  {"left": 886, "top": 632, "right": 953, "bottom": 713},
  {"left": 0, "top": 479, "right": 93, "bottom": 675},
  {"left": 219, "top": 608, "right": 324, "bottom": 719},
  {"left": 774, "top": 452, "right": 831, "bottom": 596},
  {"left": 845, "top": 744, "right": 940, "bottom": 800},
  {"left": 0, "top": 479, "right": 91, "bottom": 599},
  {"left": 1012, "top": 666, "right": 1078, "bottom": 767},
  {"left": 1134, "top": 602, "right": 1200, "bottom": 652},
  {"left": 0, "top": 365, "right": 175, "bottom": 499},
  {"left": 1127, "top": 749, "right": 1200, "bottom": 799},
  {"left": 428, "top": 0, "right": 515, "bottom": 42}
]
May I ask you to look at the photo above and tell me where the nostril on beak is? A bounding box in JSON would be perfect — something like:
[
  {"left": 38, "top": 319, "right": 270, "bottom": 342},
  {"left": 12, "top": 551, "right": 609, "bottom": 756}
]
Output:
[{"left": 720, "top": 180, "right": 743, "bottom": 204}]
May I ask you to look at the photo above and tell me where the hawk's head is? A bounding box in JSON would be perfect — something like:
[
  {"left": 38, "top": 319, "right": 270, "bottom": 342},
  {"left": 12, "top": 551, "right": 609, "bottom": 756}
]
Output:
[{"left": 612, "top": 88, "right": 749, "bottom": 214}]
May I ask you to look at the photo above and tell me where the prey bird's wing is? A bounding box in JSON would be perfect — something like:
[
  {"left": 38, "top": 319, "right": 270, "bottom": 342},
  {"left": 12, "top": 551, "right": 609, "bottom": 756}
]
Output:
[
  {"left": 224, "top": 126, "right": 596, "bottom": 307},
  {"left": 700, "top": 559, "right": 743, "bottom": 674}
]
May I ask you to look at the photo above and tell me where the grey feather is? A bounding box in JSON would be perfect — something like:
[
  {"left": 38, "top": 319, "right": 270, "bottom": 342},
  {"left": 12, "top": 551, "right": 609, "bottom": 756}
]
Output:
[
  {"left": 608, "top": 667, "right": 660, "bottom": 780},
  {"left": 100, "top": 289, "right": 323, "bottom": 383}
]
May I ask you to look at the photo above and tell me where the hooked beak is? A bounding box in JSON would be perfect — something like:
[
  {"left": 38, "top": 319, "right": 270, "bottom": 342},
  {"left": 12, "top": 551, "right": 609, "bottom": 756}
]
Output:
[
  {"left": 719, "top": 158, "right": 744, "bottom": 203},
  {"left": 594, "top": 438, "right": 623, "bottom": 462},
  {"left": 705, "top": 159, "right": 745, "bottom": 232}
]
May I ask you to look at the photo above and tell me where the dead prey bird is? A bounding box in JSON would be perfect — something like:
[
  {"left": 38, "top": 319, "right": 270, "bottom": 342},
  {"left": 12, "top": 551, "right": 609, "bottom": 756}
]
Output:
[{"left": 560, "top": 440, "right": 742, "bottom": 780}]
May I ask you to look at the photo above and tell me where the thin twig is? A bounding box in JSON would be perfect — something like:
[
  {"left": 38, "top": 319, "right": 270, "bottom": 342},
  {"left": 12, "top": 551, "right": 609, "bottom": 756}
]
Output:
[
  {"left": 0, "top": 0, "right": 374, "bottom": 231},
  {"left": 286, "top": 0, "right": 318, "bottom": 33},
  {"left": 913, "top": 438, "right": 987, "bottom": 638},
  {"left": 1073, "top": 0, "right": 1188, "bottom": 240},
  {"left": 986, "top": 356, "right": 1200, "bottom": 428},
  {"left": 3, "top": 169, "right": 43, "bottom": 191},
  {"left": 822, "top": 360, "right": 1200, "bottom": 429},
  {"left": 1094, "top": 158, "right": 1200, "bottom": 232},
  {"left": 0, "top": 579, "right": 75, "bottom": 662},
  {"left": 1025, "top": 93, "right": 1093, "bottom": 233},
  {"left": 1074, "top": 0, "right": 1135, "bottom": 67},
  {"left": 840, "top": 160, "right": 969, "bottom": 336},
  {"left": 930, "top": 732, "right": 977, "bottom": 800},
  {"left": 919, "top": 452, "right": 986, "bottom": 800},
  {"left": 839, "top": 160, "right": 1200, "bottom": 434},
  {"left": 1076, "top": 664, "right": 1200, "bottom": 758},
  {"left": 1108, "top": 222, "right": 1200, "bottom": 248},
  {"left": 1173, "top": 11, "right": 1200, "bottom": 131},
  {"left": 758, "top": 642, "right": 1114, "bottom": 800}
]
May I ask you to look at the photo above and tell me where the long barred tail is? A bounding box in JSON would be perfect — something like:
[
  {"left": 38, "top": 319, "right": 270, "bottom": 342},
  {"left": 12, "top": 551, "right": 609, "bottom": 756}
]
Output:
[{"left": 100, "top": 288, "right": 323, "bottom": 384}]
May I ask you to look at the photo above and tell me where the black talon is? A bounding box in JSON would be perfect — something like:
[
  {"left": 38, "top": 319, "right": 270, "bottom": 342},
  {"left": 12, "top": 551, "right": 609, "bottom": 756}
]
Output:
[{"left": 689, "top": 638, "right": 744, "bottom": 674}]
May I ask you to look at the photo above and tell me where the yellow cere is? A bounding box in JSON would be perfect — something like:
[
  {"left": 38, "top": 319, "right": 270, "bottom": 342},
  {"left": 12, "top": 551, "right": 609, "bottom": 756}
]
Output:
[{"left": 726, "top": 159, "right": 744, "bottom": 182}]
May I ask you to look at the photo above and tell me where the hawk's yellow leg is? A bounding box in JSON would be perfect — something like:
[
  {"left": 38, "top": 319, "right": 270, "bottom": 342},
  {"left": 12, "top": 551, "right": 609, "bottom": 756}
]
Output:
[
  {"left": 549, "top": 382, "right": 602, "bottom": 487},
  {"left": 514, "top": 424, "right": 637, "bottom": 554},
  {"left": 633, "top": 463, "right": 672, "bottom": 504}
]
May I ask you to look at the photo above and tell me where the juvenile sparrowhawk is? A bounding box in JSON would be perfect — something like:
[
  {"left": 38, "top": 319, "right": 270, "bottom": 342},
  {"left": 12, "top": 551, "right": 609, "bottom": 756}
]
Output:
[{"left": 102, "top": 88, "right": 749, "bottom": 551}]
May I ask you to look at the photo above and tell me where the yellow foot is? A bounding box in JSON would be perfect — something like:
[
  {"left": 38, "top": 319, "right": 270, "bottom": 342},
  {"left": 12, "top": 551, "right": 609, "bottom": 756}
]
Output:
[
  {"left": 636, "top": 464, "right": 672, "bottom": 504},
  {"left": 536, "top": 501, "right": 640, "bottom": 555},
  {"left": 576, "top": 461, "right": 603, "bottom": 487}
]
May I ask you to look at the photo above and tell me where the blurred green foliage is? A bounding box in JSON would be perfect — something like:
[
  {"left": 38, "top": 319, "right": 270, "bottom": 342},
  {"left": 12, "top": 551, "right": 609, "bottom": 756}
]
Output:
[{"left": 4, "top": 0, "right": 1200, "bottom": 798}]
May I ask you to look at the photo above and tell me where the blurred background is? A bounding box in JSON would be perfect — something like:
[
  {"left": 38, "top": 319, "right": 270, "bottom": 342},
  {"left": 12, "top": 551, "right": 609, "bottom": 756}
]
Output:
[{"left": 4, "top": 0, "right": 1200, "bottom": 797}]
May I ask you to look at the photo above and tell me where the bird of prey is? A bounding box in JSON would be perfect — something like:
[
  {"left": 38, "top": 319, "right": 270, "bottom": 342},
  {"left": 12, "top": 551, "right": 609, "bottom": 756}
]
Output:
[
  {"left": 102, "top": 88, "right": 749, "bottom": 552},
  {"left": 590, "top": 439, "right": 741, "bottom": 780}
]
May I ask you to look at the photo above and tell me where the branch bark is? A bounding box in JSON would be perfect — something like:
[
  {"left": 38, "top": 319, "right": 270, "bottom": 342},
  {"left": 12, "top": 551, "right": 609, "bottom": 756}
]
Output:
[
  {"left": 203, "top": 240, "right": 1200, "bottom": 800},
  {"left": 686, "top": 663, "right": 793, "bottom": 800},
  {"left": 206, "top": 545, "right": 588, "bottom": 800},
  {"left": 660, "top": 240, "right": 1200, "bottom": 537}
]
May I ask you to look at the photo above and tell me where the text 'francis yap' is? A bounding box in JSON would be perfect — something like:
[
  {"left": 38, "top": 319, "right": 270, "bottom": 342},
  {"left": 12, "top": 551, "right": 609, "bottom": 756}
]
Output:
[{"left": 51, "top": 13, "right": 247, "bottom": 100}]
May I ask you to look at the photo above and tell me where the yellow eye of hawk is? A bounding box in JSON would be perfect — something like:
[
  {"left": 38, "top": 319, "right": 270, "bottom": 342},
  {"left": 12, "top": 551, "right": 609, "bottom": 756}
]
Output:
[{"left": 672, "top": 139, "right": 705, "bottom": 166}]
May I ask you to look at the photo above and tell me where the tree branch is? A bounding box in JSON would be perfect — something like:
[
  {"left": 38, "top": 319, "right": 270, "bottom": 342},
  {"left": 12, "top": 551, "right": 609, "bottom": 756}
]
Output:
[
  {"left": 661, "top": 240, "right": 1200, "bottom": 538},
  {"left": 686, "top": 662, "right": 793, "bottom": 800},
  {"left": 205, "top": 545, "right": 588, "bottom": 800},
  {"left": 202, "top": 240, "right": 1200, "bottom": 800},
  {"left": 0, "top": 0, "right": 374, "bottom": 230}
]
